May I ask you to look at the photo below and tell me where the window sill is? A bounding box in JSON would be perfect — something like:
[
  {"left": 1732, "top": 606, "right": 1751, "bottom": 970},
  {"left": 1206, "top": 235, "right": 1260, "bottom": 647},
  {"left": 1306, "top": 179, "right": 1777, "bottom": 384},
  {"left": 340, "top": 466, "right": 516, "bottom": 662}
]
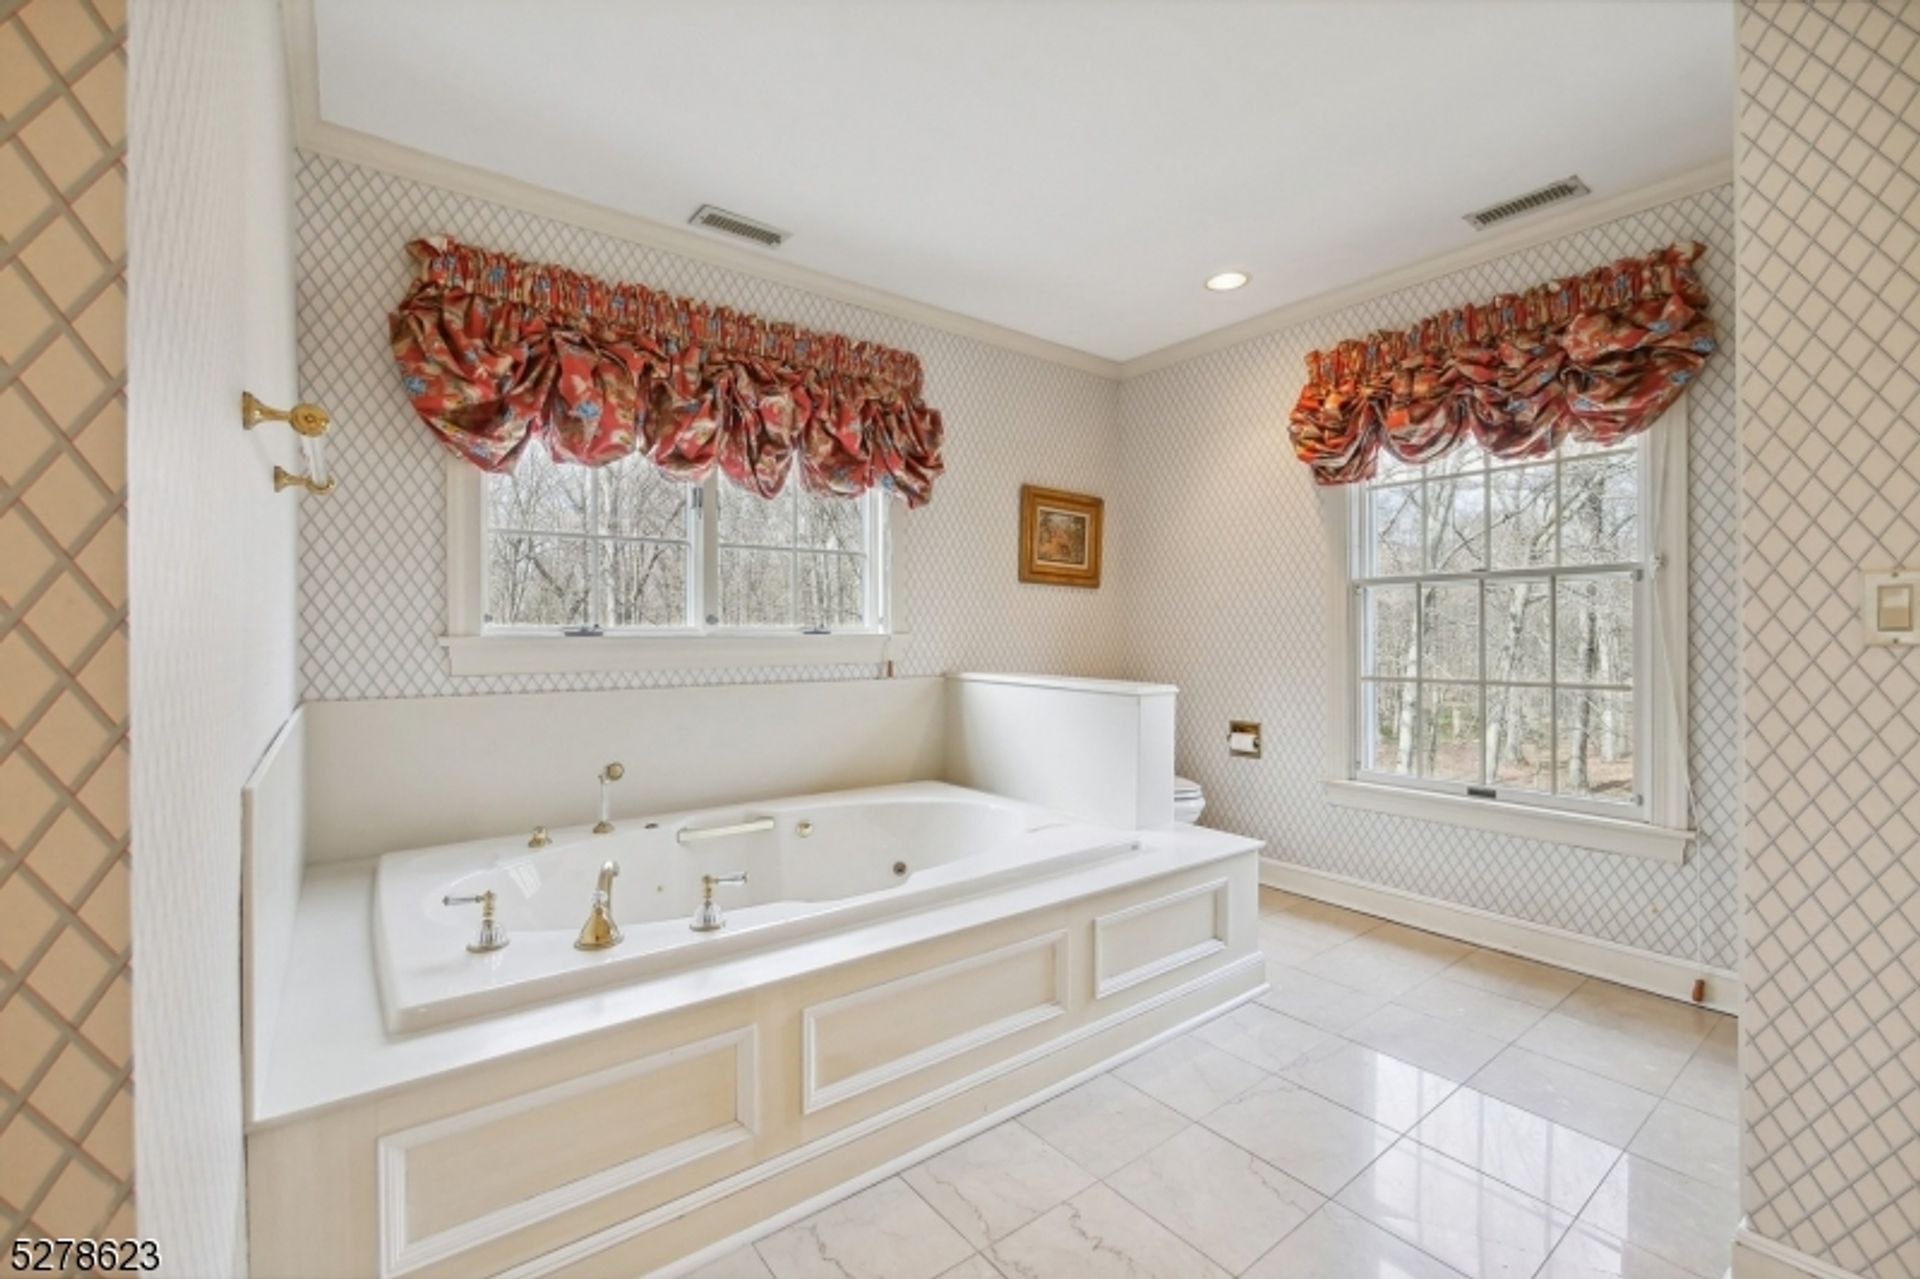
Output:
[
  {"left": 439, "top": 631, "right": 908, "bottom": 676},
  {"left": 1321, "top": 779, "right": 1692, "bottom": 865}
]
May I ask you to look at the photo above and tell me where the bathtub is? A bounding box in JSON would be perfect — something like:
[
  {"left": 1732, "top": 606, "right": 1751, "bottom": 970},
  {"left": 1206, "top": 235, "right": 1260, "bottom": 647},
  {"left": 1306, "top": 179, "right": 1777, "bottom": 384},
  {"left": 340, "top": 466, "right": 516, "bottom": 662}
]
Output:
[{"left": 374, "top": 781, "right": 1138, "bottom": 1032}]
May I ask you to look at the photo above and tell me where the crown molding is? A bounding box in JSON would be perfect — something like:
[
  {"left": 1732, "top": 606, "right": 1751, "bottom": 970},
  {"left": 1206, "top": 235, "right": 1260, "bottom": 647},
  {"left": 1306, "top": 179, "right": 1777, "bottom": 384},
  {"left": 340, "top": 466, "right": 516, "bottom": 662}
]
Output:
[
  {"left": 278, "top": 0, "right": 1123, "bottom": 380},
  {"left": 283, "top": 0, "right": 1732, "bottom": 387},
  {"left": 1117, "top": 156, "right": 1735, "bottom": 379}
]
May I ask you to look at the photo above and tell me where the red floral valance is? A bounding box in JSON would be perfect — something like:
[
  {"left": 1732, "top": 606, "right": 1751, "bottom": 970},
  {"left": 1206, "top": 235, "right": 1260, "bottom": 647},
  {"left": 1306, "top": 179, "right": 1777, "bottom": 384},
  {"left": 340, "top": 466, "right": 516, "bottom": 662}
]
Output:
[
  {"left": 389, "top": 237, "right": 945, "bottom": 505},
  {"left": 1289, "top": 242, "right": 1717, "bottom": 485}
]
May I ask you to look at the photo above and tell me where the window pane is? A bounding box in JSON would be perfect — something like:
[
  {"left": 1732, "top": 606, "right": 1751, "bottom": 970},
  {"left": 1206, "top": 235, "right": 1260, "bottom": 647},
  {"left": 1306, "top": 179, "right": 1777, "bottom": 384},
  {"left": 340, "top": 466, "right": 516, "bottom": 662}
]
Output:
[
  {"left": 488, "top": 447, "right": 589, "bottom": 534},
  {"left": 719, "top": 547, "right": 793, "bottom": 625},
  {"left": 1486, "top": 685, "right": 1551, "bottom": 791},
  {"left": 1421, "top": 581, "right": 1480, "bottom": 680},
  {"left": 1559, "top": 452, "right": 1638, "bottom": 564},
  {"left": 486, "top": 534, "right": 589, "bottom": 627},
  {"left": 602, "top": 540, "right": 687, "bottom": 628},
  {"left": 798, "top": 552, "right": 864, "bottom": 628},
  {"left": 1369, "top": 483, "right": 1422, "bottom": 576},
  {"left": 1425, "top": 472, "right": 1487, "bottom": 572},
  {"left": 1488, "top": 463, "right": 1557, "bottom": 569},
  {"left": 1419, "top": 682, "right": 1483, "bottom": 783},
  {"left": 1427, "top": 441, "right": 1487, "bottom": 477},
  {"left": 1556, "top": 574, "right": 1635, "bottom": 685},
  {"left": 717, "top": 480, "right": 794, "bottom": 547},
  {"left": 1362, "top": 680, "right": 1415, "bottom": 776},
  {"left": 1556, "top": 689, "right": 1634, "bottom": 800},
  {"left": 1362, "top": 584, "right": 1418, "bottom": 679},
  {"left": 597, "top": 456, "right": 688, "bottom": 540},
  {"left": 1486, "top": 579, "right": 1552, "bottom": 683},
  {"left": 798, "top": 490, "right": 865, "bottom": 552}
]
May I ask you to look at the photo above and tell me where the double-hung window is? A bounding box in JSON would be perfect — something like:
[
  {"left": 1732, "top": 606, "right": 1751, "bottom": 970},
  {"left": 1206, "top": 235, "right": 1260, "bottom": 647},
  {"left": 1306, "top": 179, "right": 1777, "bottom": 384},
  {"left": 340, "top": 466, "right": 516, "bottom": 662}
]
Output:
[
  {"left": 1330, "top": 401, "right": 1691, "bottom": 862},
  {"left": 445, "top": 448, "right": 892, "bottom": 674}
]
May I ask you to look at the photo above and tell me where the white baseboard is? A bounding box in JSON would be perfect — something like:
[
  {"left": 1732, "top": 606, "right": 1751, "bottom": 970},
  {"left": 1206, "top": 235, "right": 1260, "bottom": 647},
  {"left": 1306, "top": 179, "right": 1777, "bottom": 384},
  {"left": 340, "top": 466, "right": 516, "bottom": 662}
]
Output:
[
  {"left": 1733, "top": 1225, "right": 1864, "bottom": 1279},
  {"left": 1259, "top": 858, "right": 1742, "bottom": 1015}
]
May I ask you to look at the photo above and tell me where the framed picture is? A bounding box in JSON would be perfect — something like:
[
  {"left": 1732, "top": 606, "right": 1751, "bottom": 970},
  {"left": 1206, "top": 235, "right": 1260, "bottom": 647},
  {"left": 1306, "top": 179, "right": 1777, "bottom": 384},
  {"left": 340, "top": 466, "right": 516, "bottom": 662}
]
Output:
[{"left": 1019, "top": 484, "right": 1103, "bottom": 588}]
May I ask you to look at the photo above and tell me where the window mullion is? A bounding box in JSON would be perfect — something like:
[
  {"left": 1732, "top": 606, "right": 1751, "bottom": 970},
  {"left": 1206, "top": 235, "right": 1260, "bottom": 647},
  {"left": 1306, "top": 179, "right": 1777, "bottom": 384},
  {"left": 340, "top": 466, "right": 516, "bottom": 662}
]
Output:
[
  {"left": 700, "top": 474, "right": 721, "bottom": 626},
  {"left": 587, "top": 470, "right": 603, "bottom": 630}
]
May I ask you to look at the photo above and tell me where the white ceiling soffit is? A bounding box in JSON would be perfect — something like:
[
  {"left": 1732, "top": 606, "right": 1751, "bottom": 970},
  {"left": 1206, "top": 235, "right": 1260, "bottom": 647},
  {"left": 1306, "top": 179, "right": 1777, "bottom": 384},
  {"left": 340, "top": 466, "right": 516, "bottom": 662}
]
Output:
[{"left": 293, "top": 0, "right": 1735, "bottom": 375}]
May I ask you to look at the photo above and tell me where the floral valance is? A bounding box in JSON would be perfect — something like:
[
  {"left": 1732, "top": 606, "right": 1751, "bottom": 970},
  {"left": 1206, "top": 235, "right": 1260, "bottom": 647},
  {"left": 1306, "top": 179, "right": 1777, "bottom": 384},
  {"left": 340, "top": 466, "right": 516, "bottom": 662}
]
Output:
[
  {"left": 389, "top": 237, "right": 945, "bottom": 505},
  {"left": 1289, "top": 242, "right": 1717, "bottom": 485}
]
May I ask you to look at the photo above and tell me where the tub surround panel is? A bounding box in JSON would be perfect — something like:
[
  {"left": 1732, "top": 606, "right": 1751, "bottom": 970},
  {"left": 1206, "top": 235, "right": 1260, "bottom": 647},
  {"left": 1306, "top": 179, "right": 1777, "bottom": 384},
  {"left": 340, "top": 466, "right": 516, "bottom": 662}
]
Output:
[
  {"left": 1116, "top": 186, "right": 1743, "bottom": 972},
  {"left": 299, "top": 677, "right": 946, "bottom": 863},
  {"left": 1092, "top": 878, "right": 1232, "bottom": 1000},
  {"left": 292, "top": 153, "right": 1125, "bottom": 703}
]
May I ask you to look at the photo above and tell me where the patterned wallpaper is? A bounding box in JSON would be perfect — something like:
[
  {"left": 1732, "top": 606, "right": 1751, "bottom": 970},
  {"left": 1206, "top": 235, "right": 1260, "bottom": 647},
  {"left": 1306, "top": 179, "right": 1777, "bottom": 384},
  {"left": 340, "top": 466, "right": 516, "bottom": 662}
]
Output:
[
  {"left": 0, "top": 0, "right": 132, "bottom": 1249},
  {"left": 1734, "top": 3, "right": 1920, "bottom": 1275},
  {"left": 1117, "top": 187, "right": 1745, "bottom": 971},
  {"left": 293, "top": 153, "right": 1127, "bottom": 701}
]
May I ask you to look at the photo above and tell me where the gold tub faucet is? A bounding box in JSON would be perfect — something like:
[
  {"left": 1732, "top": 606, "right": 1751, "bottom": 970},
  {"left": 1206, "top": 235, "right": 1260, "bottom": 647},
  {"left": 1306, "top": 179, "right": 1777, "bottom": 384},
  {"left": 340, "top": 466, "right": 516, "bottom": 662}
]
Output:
[{"left": 574, "top": 860, "right": 622, "bottom": 951}]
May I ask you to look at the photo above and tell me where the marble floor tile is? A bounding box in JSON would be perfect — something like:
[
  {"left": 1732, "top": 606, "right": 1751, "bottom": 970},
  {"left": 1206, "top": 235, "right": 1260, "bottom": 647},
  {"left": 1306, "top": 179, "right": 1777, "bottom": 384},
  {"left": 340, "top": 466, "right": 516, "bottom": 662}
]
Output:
[
  {"left": 1200, "top": 1075, "right": 1397, "bottom": 1195},
  {"left": 1410, "top": 1087, "right": 1623, "bottom": 1215},
  {"left": 1577, "top": 1155, "right": 1740, "bottom": 1279},
  {"left": 754, "top": 1177, "right": 972, "bottom": 1279},
  {"left": 1537, "top": 1222, "right": 1699, "bottom": 1279},
  {"left": 1016, "top": 1073, "right": 1187, "bottom": 1177},
  {"left": 1243, "top": 1202, "right": 1471, "bottom": 1279},
  {"left": 1253, "top": 962, "right": 1390, "bottom": 1032},
  {"left": 1258, "top": 901, "right": 1383, "bottom": 953},
  {"left": 1663, "top": 1021, "right": 1737, "bottom": 1121},
  {"left": 687, "top": 1246, "right": 774, "bottom": 1278},
  {"left": 987, "top": 1184, "right": 1228, "bottom": 1279},
  {"left": 1441, "top": 949, "right": 1586, "bottom": 1009},
  {"left": 901, "top": 1120, "right": 1093, "bottom": 1249},
  {"left": 1107, "top": 1125, "right": 1324, "bottom": 1274},
  {"left": 1395, "top": 974, "right": 1552, "bottom": 1042},
  {"left": 1113, "top": 1029, "right": 1271, "bottom": 1119},
  {"left": 1468, "top": 1046, "right": 1661, "bottom": 1148},
  {"left": 1300, "top": 933, "right": 1462, "bottom": 999},
  {"left": 1346, "top": 1002, "right": 1508, "bottom": 1081},
  {"left": 936, "top": 1257, "right": 1005, "bottom": 1279},
  {"left": 1515, "top": 1011, "right": 1698, "bottom": 1095},
  {"left": 1190, "top": 1000, "right": 1334, "bottom": 1073},
  {"left": 1555, "top": 982, "right": 1722, "bottom": 1049},
  {"left": 1278, "top": 1037, "right": 1460, "bottom": 1132},
  {"left": 1337, "top": 1140, "right": 1573, "bottom": 1279},
  {"left": 1625, "top": 1100, "right": 1740, "bottom": 1191},
  {"left": 1363, "top": 922, "right": 1476, "bottom": 966}
]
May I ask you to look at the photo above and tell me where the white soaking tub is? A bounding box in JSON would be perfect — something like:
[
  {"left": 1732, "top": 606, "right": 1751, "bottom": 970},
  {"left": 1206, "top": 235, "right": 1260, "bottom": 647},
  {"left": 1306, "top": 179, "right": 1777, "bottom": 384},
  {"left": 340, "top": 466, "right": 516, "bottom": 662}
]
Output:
[{"left": 374, "top": 781, "right": 1137, "bottom": 1032}]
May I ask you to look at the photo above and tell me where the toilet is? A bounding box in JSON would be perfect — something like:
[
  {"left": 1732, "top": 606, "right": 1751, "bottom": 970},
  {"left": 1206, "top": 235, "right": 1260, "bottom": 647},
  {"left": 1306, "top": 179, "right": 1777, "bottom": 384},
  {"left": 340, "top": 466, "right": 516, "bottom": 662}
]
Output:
[{"left": 1173, "top": 775, "right": 1206, "bottom": 825}]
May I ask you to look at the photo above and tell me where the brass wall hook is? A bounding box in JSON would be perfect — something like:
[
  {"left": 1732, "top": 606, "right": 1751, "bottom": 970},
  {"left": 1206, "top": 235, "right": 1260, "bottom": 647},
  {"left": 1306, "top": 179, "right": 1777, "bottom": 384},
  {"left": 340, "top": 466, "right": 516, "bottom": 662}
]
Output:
[{"left": 243, "top": 391, "right": 337, "bottom": 496}]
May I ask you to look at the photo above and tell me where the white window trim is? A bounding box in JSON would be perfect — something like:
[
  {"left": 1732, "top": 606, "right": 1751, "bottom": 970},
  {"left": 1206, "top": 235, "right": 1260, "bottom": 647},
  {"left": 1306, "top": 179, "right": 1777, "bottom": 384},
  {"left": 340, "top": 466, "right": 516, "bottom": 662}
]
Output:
[
  {"left": 1321, "top": 396, "right": 1694, "bottom": 865},
  {"left": 441, "top": 456, "right": 907, "bottom": 675}
]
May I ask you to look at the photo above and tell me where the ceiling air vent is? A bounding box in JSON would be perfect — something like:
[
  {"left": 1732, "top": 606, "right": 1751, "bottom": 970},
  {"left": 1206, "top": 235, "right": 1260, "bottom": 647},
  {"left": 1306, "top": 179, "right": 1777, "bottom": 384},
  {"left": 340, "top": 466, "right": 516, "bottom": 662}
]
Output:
[
  {"left": 688, "top": 204, "right": 789, "bottom": 249},
  {"left": 1463, "top": 176, "right": 1591, "bottom": 231}
]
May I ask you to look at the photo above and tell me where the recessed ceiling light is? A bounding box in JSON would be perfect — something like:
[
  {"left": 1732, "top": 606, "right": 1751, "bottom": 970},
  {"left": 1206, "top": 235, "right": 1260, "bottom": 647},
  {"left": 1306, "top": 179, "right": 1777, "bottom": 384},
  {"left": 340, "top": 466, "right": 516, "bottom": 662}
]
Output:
[{"left": 1205, "top": 271, "right": 1249, "bottom": 292}]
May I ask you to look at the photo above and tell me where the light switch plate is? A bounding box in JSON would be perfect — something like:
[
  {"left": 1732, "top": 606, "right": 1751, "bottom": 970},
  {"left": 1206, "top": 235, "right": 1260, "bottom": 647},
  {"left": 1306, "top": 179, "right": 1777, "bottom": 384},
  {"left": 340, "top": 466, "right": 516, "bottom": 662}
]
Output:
[{"left": 1862, "top": 568, "right": 1915, "bottom": 647}]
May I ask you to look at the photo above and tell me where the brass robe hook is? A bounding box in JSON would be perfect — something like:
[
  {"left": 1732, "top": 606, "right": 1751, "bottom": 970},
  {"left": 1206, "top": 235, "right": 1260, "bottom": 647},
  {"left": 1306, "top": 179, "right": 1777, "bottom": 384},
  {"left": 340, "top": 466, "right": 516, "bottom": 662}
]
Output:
[{"left": 242, "top": 391, "right": 337, "bottom": 495}]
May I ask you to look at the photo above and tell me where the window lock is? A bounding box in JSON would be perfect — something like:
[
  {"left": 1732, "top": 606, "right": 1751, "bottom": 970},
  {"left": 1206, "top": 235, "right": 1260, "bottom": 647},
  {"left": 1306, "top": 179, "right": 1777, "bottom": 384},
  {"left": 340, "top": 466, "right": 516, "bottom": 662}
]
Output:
[
  {"left": 563, "top": 625, "right": 604, "bottom": 638},
  {"left": 1467, "top": 785, "right": 1496, "bottom": 800}
]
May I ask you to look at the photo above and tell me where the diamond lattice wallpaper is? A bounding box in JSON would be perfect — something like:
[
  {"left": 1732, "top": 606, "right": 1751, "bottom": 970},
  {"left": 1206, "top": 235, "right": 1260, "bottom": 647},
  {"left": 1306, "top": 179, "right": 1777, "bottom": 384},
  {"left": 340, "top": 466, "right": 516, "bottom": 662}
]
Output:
[
  {"left": 0, "top": 0, "right": 132, "bottom": 1249},
  {"left": 1734, "top": 3, "right": 1920, "bottom": 1275},
  {"left": 293, "top": 153, "right": 1127, "bottom": 701},
  {"left": 1117, "top": 187, "right": 1745, "bottom": 972}
]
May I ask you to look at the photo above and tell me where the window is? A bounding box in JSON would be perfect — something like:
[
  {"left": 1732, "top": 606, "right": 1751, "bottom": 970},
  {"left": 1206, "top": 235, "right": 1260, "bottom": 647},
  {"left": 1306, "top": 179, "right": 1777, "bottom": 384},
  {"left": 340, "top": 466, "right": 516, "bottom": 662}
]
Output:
[
  {"left": 444, "top": 450, "right": 893, "bottom": 674},
  {"left": 1329, "top": 402, "right": 1691, "bottom": 862}
]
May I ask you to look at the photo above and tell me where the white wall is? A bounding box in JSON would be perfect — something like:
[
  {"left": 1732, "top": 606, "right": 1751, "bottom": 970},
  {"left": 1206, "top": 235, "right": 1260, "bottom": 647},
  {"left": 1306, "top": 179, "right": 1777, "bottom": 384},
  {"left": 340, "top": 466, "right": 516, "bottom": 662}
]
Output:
[
  {"left": 1114, "top": 187, "right": 1745, "bottom": 974},
  {"left": 292, "top": 155, "right": 1126, "bottom": 702},
  {"left": 1734, "top": 4, "right": 1920, "bottom": 1275},
  {"left": 125, "top": 1, "right": 300, "bottom": 1272}
]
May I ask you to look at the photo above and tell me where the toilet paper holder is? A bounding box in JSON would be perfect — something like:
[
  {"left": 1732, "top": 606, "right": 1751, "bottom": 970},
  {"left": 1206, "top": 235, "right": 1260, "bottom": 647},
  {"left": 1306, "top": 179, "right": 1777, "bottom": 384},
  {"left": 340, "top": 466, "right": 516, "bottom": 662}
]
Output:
[{"left": 1228, "top": 721, "right": 1262, "bottom": 758}]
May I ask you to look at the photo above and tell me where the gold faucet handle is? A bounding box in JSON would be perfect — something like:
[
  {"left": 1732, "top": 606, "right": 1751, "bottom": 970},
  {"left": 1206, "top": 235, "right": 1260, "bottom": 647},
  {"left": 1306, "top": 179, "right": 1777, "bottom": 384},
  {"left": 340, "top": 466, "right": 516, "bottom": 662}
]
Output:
[
  {"left": 442, "top": 890, "right": 508, "bottom": 953},
  {"left": 601, "top": 762, "right": 624, "bottom": 781},
  {"left": 529, "top": 826, "right": 552, "bottom": 848}
]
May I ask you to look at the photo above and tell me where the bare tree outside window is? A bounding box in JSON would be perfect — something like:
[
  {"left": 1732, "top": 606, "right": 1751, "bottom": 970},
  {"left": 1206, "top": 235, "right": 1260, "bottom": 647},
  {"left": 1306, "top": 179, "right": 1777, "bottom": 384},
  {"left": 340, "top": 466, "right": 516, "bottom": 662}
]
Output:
[{"left": 1355, "top": 436, "right": 1641, "bottom": 809}]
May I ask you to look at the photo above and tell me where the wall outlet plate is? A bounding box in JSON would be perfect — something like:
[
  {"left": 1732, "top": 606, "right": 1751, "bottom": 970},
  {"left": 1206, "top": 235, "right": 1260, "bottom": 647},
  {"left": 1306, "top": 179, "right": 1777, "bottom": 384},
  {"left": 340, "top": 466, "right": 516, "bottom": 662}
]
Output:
[
  {"left": 1863, "top": 568, "right": 1915, "bottom": 647},
  {"left": 1229, "top": 720, "right": 1262, "bottom": 758}
]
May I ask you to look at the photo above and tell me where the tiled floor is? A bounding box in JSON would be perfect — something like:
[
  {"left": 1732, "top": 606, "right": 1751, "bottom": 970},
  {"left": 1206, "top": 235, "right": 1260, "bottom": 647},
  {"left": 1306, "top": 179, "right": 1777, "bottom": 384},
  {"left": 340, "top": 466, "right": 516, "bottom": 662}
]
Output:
[{"left": 691, "top": 889, "right": 1740, "bottom": 1279}]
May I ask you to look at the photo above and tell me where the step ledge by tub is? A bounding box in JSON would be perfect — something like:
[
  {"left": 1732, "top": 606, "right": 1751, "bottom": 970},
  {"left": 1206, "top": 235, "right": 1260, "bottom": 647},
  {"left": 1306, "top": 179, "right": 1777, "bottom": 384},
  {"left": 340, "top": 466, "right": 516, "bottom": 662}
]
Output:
[
  {"left": 946, "top": 672, "right": 1178, "bottom": 697},
  {"left": 249, "top": 822, "right": 1262, "bottom": 1130}
]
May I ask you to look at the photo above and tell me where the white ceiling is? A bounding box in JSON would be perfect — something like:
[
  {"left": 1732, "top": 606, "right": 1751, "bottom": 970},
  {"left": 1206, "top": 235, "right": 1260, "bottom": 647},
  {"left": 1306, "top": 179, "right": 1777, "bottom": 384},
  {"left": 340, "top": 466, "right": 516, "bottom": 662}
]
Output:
[{"left": 311, "top": 0, "right": 1734, "bottom": 363}]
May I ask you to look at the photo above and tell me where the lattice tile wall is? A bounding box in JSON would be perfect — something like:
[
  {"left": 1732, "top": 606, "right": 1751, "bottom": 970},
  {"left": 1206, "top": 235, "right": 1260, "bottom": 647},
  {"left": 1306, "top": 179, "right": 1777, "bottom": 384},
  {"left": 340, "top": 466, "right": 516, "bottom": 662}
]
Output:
[
  {"left": 1735, "top": 3, "right": 1920, "bottom": 1275},
  {"left": 1117, "top": 187, "right": 1745, "bottom": 971},
  {"left": 0, "top": 0, "right": 132, "bottom": 1248},
  {"left": 294, "top": 154, "right": 1126, "bottom": 701}
]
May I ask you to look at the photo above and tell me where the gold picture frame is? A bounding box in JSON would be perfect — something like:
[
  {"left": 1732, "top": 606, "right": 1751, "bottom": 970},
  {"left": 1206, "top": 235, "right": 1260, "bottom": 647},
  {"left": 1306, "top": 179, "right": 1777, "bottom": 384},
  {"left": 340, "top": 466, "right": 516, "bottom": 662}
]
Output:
[{"left": 1019, "top": 484, "right": 1103, "bottom": 588}]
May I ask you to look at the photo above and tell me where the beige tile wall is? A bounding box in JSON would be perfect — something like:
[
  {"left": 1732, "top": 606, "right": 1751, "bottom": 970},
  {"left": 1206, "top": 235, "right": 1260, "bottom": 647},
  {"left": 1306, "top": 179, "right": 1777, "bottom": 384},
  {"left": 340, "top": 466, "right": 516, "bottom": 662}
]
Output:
[
  {"left": 0, "top": 0, "right": 132, "bottom": 1249},
  {"left": 1735, "top": 3, "right": 1920, "bottom": 1276}
]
